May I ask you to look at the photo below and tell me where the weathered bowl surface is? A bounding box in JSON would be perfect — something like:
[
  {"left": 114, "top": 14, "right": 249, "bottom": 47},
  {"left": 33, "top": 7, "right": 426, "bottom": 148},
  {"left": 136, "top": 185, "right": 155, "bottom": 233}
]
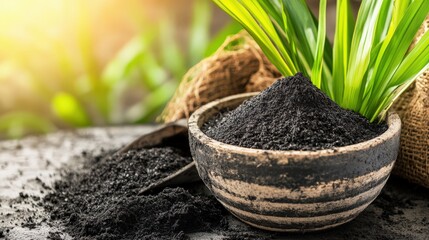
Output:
[{"left": 188, "top": 93, "right": 401, "bottom": 232}]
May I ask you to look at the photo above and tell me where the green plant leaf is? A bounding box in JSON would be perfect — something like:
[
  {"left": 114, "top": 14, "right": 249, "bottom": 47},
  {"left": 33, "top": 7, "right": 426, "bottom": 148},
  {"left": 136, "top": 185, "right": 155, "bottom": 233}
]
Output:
[
  {"left": 215, "top": 0, "right": 335, "bottom": 93},
  {"left": 159, "top": 18, "right": 187, "bottom": 81},
  {"left": 189, "top": 0, "right": 212, "bottom": 64},
  {"left": 332, "top": 0, "right": 355, "bottom": 103},
  {"left": 342, "top": 0, "right": 385, "bottom": 110},
  {"left": 102, "top": 33, "right": 156, "bottom": 87},
  {"left": 126, "top": 81, "right": 177, "bottom": 123},
  {"left": 281, "top": 0, "right": 333, "bottom": 84},
  {"left": 51, "top": 92, "right": 91, "bottom": 127},
  {"left": 375, "top": 31, "right": 429, "bottom": 120},
  {"left": 138, "top": 49, "right": 169, "bottom": 90},
  {"left": 213, "top": 0, "right": 297, "bottom": 76},
  {"left": 312, "top": 0, "right": 327, "bottom": 89},
  {"left": 364, "top": 0, "right": 429, "bottom": 120},
  {"left": 389, "top": 31, "right": 429, "bottom": 88},
  {"left": 214, "top": 0, "right": 429, "bottom": 122}
]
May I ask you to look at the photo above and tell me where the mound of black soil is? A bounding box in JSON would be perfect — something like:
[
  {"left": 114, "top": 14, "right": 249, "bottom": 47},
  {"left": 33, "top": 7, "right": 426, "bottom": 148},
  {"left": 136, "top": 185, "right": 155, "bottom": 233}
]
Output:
[
  {"left": 43, "top": 147, "right": 226, "bottom": 240},
  {"left": 204, "top": 73, "right": 387, "bottom": 150}
]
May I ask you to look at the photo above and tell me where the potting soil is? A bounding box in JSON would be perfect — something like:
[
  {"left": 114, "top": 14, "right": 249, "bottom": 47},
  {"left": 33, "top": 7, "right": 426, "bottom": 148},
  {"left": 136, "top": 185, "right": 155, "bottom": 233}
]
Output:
[
  {"left": 42, "top": 147, "right": 227, "bottom": 240},
  {"left": 204, "top": 73, "right": 387, "bottom": 150}
]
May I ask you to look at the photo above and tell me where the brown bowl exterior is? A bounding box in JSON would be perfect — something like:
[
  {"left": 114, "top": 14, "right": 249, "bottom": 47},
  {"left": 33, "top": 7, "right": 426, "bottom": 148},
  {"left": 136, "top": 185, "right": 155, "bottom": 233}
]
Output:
[{"left": 188, "top": 93, "right": 401, "bottom": 232}]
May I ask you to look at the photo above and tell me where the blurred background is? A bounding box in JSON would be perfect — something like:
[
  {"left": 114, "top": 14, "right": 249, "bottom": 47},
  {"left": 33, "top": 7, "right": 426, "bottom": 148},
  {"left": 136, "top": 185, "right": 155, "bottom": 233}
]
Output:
[
  {"left": 0, "top": 0, "right": 241, "bottom": 139},
  {"left": 0, "top": 0, "right": 358, "bottom": 140}
]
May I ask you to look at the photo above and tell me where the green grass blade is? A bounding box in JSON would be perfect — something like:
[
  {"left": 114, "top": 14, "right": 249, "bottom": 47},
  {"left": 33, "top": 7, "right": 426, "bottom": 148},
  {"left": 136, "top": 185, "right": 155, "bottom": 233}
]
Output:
[
  {"left": 213, "top": 0, "right": 429, "bottom": 123},
  {"left": 281, "top": 0, "right": 333, "bottom": 95},
  {"left": 139, "top": 50, "right": 169, "bottom": 90},
  {"left": 241, "top": 1, "right": 297, "bottom": 74},
  {"left": 312, "top": 0, "right": 327, "bottom": 89},
  {"left": 267, "top": 1, "right": 306, "bottom": 75},
  {"left": 389, "top": 31, "right": 429, "bottom": 88},
  {"left": 363, "top": 0, "right": 429, "bottom": 119},
  {"left": 259, "top": 0, "right": 283, "bottom": 25},
  {"left": 343, "top": 0, "right": 384, "bottom": 110},
  {"left": 213, "top": 0, "right": 297, "bottom": 76},
  {"left": 371, "top": 1, "right": 393, "bottom": 47},
  {"left": 376, "top": 33, "right": 429, "bottom": 121},
  {"left": 390, "top": 0, "right": 411, "bottom": 33},
  {"left": 281, "top": 0, "right": 317, "bottom": 71},
  {"left": 332, "top": 0, "right": 355, "bottom": 102},
  {"left": 356, "top": 0, "right": 394, "bottom": 113},
  {"left": 128, "top": 81, "right": 177, "bottom": 123},
  {"left": 370, "top": 31, "right": 429, "bottom": 121},
  {"left": 280, "top": 1, "right": 312, "bottom": 76},
  {"left": 159, "top": 18, "right": 187, "bottom": 81},
  {"left": 102, "top": 34, "right": 155, "bottom": 86},
  {"left": 189, "top": 0, "right": 212, "bottom": 65}
]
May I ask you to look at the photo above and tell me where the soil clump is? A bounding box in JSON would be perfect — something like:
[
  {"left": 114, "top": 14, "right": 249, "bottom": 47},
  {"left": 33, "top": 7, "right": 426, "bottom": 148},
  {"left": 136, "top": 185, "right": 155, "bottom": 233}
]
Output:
[
  {"left": 42, "top": 147, "right": 227, "bottom": 240},
  {"left": 204, "top": 73, "right": 387, "bottom": 150}
]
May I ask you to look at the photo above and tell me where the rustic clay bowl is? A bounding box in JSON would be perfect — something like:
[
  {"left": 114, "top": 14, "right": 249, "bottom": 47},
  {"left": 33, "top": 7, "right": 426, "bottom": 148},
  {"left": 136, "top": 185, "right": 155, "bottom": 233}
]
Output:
[{"left": 188, "top": 92, "right": 401, "bottom": 232}]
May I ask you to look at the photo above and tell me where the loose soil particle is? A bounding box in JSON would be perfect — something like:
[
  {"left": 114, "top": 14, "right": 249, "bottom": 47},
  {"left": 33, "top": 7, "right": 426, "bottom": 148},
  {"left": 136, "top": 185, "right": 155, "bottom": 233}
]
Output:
[
  {"left": 3, "top": 127, "right": 429, "bottom": 240},
  {"left": 42, "top": 147, "right": 226, "bottom": 240},
  {"left": 204, "top": 73, "right": 387, "bottom": 151}
]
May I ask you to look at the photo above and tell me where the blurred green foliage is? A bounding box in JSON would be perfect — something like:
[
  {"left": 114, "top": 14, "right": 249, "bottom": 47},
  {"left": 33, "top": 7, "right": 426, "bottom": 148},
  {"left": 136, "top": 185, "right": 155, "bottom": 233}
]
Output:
[{"left": 0, "top": 0, "right": 241, "bottom": 139}]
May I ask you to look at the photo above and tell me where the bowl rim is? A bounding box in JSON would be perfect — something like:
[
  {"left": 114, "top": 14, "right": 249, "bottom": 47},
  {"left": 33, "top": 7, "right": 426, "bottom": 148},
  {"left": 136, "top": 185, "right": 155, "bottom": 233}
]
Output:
[{"left": 188, "top": 92, "right": 401, "bottom": 159}]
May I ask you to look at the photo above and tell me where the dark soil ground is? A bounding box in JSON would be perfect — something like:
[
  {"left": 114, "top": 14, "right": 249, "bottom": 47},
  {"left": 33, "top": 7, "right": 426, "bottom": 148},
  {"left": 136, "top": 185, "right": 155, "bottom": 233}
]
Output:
[
  {"left": 42, "top": 147, "right": 227, "bottom": 240},
  {"left": 1, "top": 126, "right": 428, "bottom": 240},
  {"left": 32, "top": 149, "right": 429, "bottom": 240},
  {"left": 204, "top": 73, "right": 387, "bottom": 151}
]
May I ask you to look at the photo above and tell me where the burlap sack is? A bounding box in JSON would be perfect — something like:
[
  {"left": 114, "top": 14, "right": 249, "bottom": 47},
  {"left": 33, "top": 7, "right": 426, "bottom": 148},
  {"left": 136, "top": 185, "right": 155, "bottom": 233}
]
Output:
[
  {"left": 392, "top": 16, "right": 429, "bottom": 188},
  {"left": 159, "top": 31, "right": 280, "bottom": 122}
]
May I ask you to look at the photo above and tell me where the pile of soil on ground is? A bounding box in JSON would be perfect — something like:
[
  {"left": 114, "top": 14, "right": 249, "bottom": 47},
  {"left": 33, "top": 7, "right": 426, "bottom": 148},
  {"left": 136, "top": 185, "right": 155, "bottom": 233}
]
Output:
[
  {"left": 204, "top": 73, "right": 387, "bottom": 151},
  {"left": 6, "top": 129, "right": 429, "bottom": 240},
  {"left": 43, "top": 147, "right": 227, "bottom": 240}
]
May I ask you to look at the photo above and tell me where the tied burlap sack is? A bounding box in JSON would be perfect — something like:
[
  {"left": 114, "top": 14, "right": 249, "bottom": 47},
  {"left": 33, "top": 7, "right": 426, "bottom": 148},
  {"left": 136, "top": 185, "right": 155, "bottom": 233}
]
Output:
[
  {"left": 392, "top": 16, "right": 429, "bottom": 188},
  {"left": 159, "top": 31, "right": 281, "bottom": 122}
]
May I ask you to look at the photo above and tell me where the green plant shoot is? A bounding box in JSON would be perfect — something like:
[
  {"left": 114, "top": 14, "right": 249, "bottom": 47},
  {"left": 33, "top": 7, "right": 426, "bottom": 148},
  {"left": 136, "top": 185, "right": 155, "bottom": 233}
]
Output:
[{"left": 213, "top": 0, "right": 429, "bottom": 122}]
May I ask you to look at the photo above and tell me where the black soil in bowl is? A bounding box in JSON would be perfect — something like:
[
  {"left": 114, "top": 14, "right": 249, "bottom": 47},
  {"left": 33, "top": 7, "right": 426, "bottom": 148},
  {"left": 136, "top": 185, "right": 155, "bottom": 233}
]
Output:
[{"left": 203, "top": 73, "right": 387, "bottom": 151}]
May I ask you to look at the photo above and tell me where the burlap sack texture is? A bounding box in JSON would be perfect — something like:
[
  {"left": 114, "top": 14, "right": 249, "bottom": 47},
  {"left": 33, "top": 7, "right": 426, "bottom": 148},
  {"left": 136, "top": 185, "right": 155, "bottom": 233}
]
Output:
[
  {"left": 159, "top": 31, "right": 281, "bottom": 122},
  {"left": 392, "top": 16, "right": 429, "bottom": 188}
]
